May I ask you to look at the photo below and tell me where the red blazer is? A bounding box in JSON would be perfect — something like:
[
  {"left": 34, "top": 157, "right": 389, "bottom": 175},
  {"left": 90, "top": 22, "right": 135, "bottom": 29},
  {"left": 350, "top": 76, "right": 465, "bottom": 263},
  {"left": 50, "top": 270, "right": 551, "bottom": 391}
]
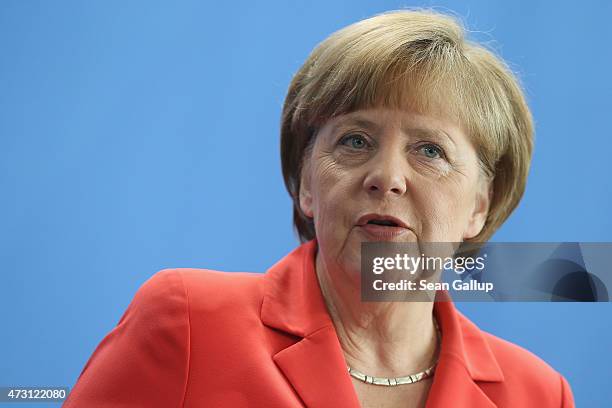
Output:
[{"left": 64, "top": 239, "right": 575, "bottom": 407}]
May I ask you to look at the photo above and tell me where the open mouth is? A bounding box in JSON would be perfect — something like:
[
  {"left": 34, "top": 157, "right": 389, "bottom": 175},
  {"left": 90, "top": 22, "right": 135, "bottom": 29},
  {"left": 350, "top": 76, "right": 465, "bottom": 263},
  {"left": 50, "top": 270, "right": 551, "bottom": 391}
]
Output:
[
  {"left": 366, "top": 219, "right": 399, "bottom": 227},
  {"left": 357, "top": 214, "right": 410, "bottom": 239},
  {"left": 357, "top": 213, "right": 409, "bottom": 230}
]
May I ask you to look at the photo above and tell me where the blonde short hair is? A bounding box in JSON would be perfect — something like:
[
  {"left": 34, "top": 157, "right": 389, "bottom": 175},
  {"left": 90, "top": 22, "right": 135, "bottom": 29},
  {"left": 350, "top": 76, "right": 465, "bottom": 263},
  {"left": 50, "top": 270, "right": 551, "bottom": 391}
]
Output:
[{"left": 280, "top": 9, "right": 533, "bottom": 243}]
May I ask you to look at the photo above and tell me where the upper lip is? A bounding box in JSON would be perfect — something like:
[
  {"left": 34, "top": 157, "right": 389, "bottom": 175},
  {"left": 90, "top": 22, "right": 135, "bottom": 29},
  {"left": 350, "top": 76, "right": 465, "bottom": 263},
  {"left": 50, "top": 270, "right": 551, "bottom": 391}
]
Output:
[{"left": 357, "top": 213, "right": 410, "bottom": 229}]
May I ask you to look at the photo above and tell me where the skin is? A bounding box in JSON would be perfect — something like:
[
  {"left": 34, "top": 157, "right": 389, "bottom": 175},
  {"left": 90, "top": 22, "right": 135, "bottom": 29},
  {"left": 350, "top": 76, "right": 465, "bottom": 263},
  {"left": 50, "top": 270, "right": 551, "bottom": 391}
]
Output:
[{"left": 298, "top": 107, "right": 491, "bottom": 407}]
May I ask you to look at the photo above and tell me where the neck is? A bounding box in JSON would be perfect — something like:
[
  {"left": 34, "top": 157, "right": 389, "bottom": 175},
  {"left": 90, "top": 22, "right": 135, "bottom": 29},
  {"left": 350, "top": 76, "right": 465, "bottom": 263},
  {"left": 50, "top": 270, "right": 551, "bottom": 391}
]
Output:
[{"left": 315, "top": 249, "right": 438, "bottom": 377}]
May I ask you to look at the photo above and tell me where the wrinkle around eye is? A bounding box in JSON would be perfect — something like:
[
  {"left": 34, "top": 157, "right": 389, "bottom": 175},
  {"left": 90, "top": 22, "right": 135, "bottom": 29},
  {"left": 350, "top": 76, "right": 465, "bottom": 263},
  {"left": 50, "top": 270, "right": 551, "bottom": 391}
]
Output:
[
  {"left": 408, "top": 152, "right": 454, "bottom": 179},
  {"left": 328, "top": 144, "right": 372, "bottom": 167},
  {"left": 316, "top": 155, "right": 345, "bottom": 180}
]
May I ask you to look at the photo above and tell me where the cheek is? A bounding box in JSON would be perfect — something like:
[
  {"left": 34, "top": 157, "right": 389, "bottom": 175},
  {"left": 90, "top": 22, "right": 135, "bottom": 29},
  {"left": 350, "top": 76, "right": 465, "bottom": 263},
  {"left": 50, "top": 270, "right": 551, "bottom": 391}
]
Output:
[
  {"left": 309, "top": 156, "right": 364, "bottom": 247},
  {"left": 415, "top": 177, "right": 477, "bottom": 238},
  {"left": 311, "top": 157, "right": 351, "bottom": 213}
]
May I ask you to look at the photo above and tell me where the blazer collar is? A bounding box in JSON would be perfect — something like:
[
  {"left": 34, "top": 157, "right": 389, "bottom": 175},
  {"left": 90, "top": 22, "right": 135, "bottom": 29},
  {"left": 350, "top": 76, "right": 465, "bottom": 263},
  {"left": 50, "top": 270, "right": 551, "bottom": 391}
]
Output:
[{"left": 262, "top": 239, "right": 504, "bottom": 408}]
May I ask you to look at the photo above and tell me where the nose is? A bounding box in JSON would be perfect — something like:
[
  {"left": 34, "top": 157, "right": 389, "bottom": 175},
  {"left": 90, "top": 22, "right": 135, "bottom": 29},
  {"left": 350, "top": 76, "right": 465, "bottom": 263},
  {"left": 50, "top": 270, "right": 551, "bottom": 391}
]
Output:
[{"left": 362, "top": 144, "right": 408, "bottom": 197}]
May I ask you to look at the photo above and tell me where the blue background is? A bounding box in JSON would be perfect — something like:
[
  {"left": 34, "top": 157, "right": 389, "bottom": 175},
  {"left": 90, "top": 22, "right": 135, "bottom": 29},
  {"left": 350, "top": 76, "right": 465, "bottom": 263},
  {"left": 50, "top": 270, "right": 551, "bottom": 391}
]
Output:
[{"left": 1, "top": 1, "right": 611, "bottom": 406}]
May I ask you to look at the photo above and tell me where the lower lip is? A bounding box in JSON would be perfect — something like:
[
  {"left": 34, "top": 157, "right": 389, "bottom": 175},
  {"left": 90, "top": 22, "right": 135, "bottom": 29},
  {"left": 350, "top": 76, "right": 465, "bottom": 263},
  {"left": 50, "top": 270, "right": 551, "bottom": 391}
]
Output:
[{"left": 358, "top": 224, "right": 410, "bottom": 240}]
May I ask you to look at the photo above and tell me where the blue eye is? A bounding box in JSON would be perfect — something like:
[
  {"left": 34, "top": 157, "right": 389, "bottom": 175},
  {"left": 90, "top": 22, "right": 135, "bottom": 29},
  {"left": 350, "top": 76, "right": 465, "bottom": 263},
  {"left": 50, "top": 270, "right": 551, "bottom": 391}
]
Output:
[
  {"left": 419, "top": 144, "right": 443, "bottom": 159},
  {"left": 340, "top": 134, "right": 368, "bottom": 149}
]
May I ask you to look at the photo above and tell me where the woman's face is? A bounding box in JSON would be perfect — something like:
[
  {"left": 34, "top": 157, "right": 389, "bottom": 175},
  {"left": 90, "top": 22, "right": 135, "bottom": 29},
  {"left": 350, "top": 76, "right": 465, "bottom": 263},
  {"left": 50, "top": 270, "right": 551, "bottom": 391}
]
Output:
[{"left": 299, "top": 107, "right": 491, "bottom": 278}]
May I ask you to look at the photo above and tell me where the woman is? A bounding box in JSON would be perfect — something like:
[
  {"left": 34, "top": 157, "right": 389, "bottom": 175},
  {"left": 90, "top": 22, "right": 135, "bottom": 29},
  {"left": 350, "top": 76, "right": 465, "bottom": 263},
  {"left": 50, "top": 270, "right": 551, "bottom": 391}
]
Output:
[{"left": 64, "top": 9, "right": 575, "bottom": 408}]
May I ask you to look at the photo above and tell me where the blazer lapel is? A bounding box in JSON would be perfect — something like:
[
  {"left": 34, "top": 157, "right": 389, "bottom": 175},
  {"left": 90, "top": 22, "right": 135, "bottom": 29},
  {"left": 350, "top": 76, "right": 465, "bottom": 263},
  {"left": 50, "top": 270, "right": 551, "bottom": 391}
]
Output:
[
  {"left": 262, "top": 239, "right": 504, "bottom": 408},
  {"left": 273, "top": 325, "right": 360, "bottom": 408},
  {"left": 262, "top": 239, "right": 360, "bottom": 408},
  {"left": 426, "top": 293, "right": 504, "bottom": 408}
]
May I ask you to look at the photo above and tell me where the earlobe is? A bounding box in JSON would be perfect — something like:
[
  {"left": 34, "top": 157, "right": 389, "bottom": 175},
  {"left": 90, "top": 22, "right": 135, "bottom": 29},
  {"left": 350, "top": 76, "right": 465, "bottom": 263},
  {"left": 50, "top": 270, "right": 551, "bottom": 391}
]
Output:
[
  {"left": 298, "top": 161, "right": 314, "bottom": 218},
  {"left": 299, "top": 186, "right": 313, "bottom": 218},
  {"left": 463, "top": 180, "right": 492, "bottom": 240}
]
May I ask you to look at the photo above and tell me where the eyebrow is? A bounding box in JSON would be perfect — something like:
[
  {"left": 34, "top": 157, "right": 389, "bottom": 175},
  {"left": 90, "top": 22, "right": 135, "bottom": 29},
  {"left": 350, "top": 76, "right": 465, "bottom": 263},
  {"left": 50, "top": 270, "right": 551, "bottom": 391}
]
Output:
[
  {"left": 404, "top": 127, "right": 457, "bottom": 148},
  {"left": 334, "top": 117, "right": 383, "bottom": 133},
  {"left": 334, "top": 115, "right": 457, "bottom": 147}
]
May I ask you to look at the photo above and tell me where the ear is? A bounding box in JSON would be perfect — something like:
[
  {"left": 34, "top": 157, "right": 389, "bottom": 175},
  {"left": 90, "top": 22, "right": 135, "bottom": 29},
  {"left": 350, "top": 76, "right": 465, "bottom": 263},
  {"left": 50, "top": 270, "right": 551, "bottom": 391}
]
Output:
[
  {"left": 298, "top": 155, "right": 314, "bottom": 218},
  {"left": 463, "top": 177, "right": 492, "bottom": 240}
]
